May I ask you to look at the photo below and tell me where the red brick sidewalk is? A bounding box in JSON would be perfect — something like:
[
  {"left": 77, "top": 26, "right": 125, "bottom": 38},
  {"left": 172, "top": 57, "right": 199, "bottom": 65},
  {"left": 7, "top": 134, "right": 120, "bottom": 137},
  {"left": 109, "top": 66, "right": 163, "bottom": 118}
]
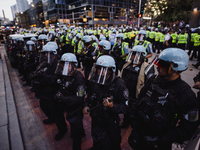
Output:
[{"left": 18, "top": 68, "right": 132, "bottom": 150}]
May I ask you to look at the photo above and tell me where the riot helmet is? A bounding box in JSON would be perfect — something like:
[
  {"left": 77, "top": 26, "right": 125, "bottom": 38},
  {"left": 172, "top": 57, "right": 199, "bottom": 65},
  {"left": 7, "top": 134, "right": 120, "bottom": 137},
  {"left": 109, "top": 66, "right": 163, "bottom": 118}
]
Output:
[
  {"left": 40, "top": 44, "right": 57, "bottom": 64},
  {"left": 88, "top": 55, "right": 116, "bottom": 85},
  {"left": 126, "top": 45, "right": 146, "bottom": 64},
  {"left": 98, "top": 40, "right": 111, "bottom": 55},
  {"left": 116, "top": 33, "right": 125, "bottom": 44},
  {"left": 55, "top": 53, "right": 78, "bottom": 76},
  {"left": 25, "top": 40, "right": 35, "bottom": 52},
  {"left": 137, "top": 30, "right": 147, "bottom": 42},
  {"left": 145, "top": 48, "right": 188, "bottom": 77},
  {"left": 82, "top": 35, "right": 92, "bottom": 47}
]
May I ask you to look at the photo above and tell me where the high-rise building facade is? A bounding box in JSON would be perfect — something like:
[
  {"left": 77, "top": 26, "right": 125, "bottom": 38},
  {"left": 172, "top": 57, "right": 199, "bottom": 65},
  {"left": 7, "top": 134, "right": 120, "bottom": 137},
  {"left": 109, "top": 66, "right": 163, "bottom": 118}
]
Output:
[
  {"left": 11, "top": 4, "right": 18, "bottom": 20},
  {"left": 65, "top": 0, "right": 148, "bottom": 26},
  {"left": 16, "top": 0, "right": 30, "bottom": 13}
]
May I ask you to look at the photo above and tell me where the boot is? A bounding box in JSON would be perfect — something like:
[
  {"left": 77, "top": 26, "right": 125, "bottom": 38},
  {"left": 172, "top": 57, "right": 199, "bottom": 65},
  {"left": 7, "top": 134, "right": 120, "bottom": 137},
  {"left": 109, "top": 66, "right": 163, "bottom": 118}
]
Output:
[
  {"left": 43, "top": 118, "right": 54, "bottom": 124},
  {"left": 54, "top": 129, "right": 67, "bottom": 141}
]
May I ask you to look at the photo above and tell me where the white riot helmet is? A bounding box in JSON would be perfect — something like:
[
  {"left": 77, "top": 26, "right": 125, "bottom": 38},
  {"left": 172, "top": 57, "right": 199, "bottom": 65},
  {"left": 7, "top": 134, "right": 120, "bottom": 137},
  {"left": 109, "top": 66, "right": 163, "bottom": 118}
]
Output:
[
  {"left": 76, "top": 34, "right": 82, "bottom": 40},
  {"left": 88, "top": 55, "right": 116, "bottom": 85},
  {"left": 98, "top": 40, "right": 111, "bottom": 55},
  {"left": 126, "top": 45, "right": 146, "bottom": 64},
  {"left": 25, "top": 40, "right": 35, "bottom": 52},
  {"left": 116, "top": 33, "right": 125, "bottom": 44},
  {"left": 55, "top": 53, "right": 78, "bottom": 76},
  {"left": 40, "top": 44, "right": 57, "bottom": 64},
  {"left": 136, "top": 30, "right": 147, "bottom": 42},
  {"left": 145, "top": 48, "right": 188, "bottom": 76}
]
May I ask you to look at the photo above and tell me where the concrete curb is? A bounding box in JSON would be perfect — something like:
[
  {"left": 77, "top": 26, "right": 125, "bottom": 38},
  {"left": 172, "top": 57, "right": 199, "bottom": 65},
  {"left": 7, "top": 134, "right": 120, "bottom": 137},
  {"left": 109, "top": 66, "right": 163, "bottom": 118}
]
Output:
[
  {"left": 2, "top": 53, "right": 24, "bottom": 150},
  {"left": 5, "top": 55, "right": 50, "bottom": 150}
]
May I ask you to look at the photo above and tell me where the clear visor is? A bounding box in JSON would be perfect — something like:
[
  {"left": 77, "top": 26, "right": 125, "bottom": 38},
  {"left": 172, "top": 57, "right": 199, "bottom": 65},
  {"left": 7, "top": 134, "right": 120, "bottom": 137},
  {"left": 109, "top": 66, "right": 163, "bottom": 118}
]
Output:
[
  {"left": 54, "top": 61, "right": 76, "bottom": 76},
  {"left": 88, "top": 64, "right": 115, "bottom": 85},
  {"left": 27, "top": 45, "right": 35, "bottom": 51},
  {"left": 145, "top": 56, "right": 159, "bottom": 75},
  {"left": 39, "top": 51, "right": 54, "bottom": 63},
  {"left": 184, "top": 108, "right": 199, "bottom": 122},
  {"left": 133, "top": 52, "right": 141, "bottom": 65},
  {"left": 138, "top": 34, "right": 144, "bottom": 41},
  {"left": 117, "top": 37, "right": 122, "bottom": 44},
  {"left": 49, "top": 34, "right": 53, "bottom": 39},
  {"left": 12, "top": 40, "right": 17, "bottom": 44}
]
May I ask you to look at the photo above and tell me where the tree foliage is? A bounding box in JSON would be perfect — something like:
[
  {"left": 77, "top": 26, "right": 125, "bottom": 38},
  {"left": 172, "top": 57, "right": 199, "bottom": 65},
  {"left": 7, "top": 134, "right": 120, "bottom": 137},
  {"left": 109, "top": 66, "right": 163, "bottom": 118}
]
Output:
[{"left": 154, "top": 0, "right": 193, "bottom": 22}]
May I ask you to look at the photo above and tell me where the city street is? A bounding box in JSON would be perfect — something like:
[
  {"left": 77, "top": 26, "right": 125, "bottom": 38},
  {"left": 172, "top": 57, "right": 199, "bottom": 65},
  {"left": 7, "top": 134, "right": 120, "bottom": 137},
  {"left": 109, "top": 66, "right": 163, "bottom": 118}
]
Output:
[{"left": 0, "top": 44, "right": 200, "bottom": 150}]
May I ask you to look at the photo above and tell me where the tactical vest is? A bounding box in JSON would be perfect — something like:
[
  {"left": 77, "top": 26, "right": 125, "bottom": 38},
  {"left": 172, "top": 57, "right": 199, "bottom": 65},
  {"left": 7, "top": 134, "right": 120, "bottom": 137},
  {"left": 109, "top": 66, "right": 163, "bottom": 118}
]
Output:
[
  {"left": 65, "top": 33, "right": 70, "bottom": 44},
  {"left": 74, "top": 40, "right": 83, "bottom": 54},
  {"left": 171, "top": 33, "right": 177, "bottom": 43},
  {"left": 178, "top": 34, "right": 187, "bottom": 44},
  {"left": 194, "top": 35, "right": 200, "bottom": 47},
  {"left": 113, "top": 42, "right": 128, "bottom": 60},
  {"left": 155, "top": 32, "right": 161, "bottom": 42},
  {"left": 159, "top": 34, "right": 165, "bottom": 43}
]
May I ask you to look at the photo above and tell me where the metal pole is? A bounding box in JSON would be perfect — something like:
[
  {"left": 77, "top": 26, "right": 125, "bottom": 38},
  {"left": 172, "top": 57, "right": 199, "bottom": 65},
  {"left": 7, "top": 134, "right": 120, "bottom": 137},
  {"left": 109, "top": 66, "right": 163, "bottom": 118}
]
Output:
[
  {"left": 92, "top": 0, "right": 94, "bottom": 29},
  {"left": 138, "top": 0, "right": 142, "bottom": 27}
]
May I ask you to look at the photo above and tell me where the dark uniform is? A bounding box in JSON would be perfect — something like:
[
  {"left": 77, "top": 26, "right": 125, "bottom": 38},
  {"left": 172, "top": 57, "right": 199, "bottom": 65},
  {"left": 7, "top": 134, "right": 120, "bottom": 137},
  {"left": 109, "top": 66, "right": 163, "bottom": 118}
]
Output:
[
  {"left": 85, "top": 77, "right": 128, "bottom": 150},
  {"left": 84, "top": 45, "right": 95, "bottom": 80},
  {"left": 32, "top": 59, "right": 67, "bottom": 137},
  {"left": 23, "top": 51, "right": 38, "bottom": 86},
  {"left": 55, "top": 71, "right": 86, "bottom": 150},
  {"left": 128, "top": 75, "right": 199, "bottom": 150},
  {"left": 121, "top": 62, "right": 154, "bottom": 127}
]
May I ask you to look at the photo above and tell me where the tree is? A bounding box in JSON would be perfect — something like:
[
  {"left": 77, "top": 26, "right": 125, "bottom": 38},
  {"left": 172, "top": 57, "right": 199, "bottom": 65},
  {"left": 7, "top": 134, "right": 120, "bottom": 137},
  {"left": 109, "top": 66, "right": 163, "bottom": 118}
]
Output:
[{"left": 155, "top": 0, "right": 193, "bottom": 22}]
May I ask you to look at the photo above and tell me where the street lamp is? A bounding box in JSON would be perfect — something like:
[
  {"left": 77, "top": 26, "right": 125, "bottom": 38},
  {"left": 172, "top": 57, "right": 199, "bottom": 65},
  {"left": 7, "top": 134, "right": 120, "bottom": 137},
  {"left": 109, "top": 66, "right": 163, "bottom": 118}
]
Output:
[
  {"left": 193, "top": 7, "right": 198, "bottom": 12},
  {"left": 31, "top": 4, "right": 34, "bottom": 7}
]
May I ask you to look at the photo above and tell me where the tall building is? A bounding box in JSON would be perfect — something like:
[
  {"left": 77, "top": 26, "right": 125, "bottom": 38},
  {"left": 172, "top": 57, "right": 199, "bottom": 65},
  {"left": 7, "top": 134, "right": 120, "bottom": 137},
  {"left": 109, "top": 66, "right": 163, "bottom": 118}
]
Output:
[
  {"left": 11, "top": 4, "right": 18, "bottom": 20},
  {"left": 16, "top": 0, "right": 30, "bottom": 13},
  {"left": 65, "top": 0, "right": 147, "bottom": 26},
  {"left": 42, "top": 0, "right": 67, "bottom": 27}
]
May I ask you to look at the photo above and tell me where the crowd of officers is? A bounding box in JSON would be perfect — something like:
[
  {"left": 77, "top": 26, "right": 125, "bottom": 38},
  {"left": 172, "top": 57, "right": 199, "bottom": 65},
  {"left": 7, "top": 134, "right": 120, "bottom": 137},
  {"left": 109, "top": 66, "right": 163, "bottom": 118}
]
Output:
[{"left": 4, "top": 24, "right": 200, "bottom": 150}]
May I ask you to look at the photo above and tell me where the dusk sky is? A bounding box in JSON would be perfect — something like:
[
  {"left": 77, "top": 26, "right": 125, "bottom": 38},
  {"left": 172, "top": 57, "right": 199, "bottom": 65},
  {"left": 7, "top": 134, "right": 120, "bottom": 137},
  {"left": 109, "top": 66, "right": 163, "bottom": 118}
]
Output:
[{"left": 0, "top": 0, "right": 32, "bottom": 21}]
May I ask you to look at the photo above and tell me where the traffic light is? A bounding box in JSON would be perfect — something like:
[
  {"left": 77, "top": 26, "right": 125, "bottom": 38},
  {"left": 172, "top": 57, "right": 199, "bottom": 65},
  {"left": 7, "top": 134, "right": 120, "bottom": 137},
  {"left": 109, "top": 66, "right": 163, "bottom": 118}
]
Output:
[
  {"left": 141, "top": 3, "right": 145, "bottom": 14},
  {"left": 138, "top": 14, "right": 142, "bottom": 18}
]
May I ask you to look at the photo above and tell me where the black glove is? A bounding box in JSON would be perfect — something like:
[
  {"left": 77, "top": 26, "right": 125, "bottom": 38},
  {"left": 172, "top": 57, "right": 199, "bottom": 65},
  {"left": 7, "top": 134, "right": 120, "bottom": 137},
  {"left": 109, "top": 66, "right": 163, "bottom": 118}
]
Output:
[
  {"left": 145, "top": 136, "right": 160, "bottom": 142},
  {"left": 144, "top": 136, "right": 160, "bottom": 149}
]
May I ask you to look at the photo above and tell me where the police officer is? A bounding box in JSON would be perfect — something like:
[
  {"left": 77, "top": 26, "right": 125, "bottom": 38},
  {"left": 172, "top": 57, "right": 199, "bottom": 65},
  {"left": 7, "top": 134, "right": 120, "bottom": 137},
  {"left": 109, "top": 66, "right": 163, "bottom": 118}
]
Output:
[
  {"left": 81, "top": 35, "right": 95, "bottom": 80},
  {"left": 83, "top": 55, "right": 128, "bottom": 150},
  {"left": 134, "top": 30, "right": 153, "bottom": 61},
  {"left": 54, "top": 53, "right": 86, "bottom": 150},
  {"left": 119, "top": 45, "right": 155, "bottom": 128},
  {"left": 23, "top": 40, "right": 38, "bottom": 86},
  {"left": 16, "top": 37, "right": 26, "bottom": 78},
  {"left": 74, "top": 33, "right": 83, "bottom": 68},
  {"left": 128, "top": 48, "right": 199, "bottom": 150},
  {"left": 112, "top": 33, "right": 129, "bottom": 76},
  {"left": 109, "top": 29, "right": 117, "bottom": 50},
  {"left": 97, "top": 40, "right": 112, "bottom": 57},
  {"left": 31, "top": 44, "right": 67, "bottom": 140}
]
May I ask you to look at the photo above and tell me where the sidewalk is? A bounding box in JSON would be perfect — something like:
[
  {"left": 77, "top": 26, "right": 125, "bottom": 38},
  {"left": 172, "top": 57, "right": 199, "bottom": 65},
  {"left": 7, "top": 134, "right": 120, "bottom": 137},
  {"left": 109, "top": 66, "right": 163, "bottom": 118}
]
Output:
[
  {"left": 0, "top": 45, "right": 50, "bottom": 150},
  {"left": 0, "top": 45, "right": 24, "bottom": 150}
]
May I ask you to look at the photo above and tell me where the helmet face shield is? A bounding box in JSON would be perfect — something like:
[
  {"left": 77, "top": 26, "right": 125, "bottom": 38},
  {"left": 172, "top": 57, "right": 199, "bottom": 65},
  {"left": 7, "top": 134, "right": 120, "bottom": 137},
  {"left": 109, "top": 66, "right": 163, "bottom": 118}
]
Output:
[
  {"left": 145, "top": 56, "right": 159, "bottom": 75},
  {"left": 88, "top": 64, "right": 115, "bottom": 85},
  {"left": 138, "top": 34, "right": 145, "bottom": 41},
  {"left": 117, "top": 37, "right": 122, "bottom": 44},
  {"left": 55, "top": 61, "right": 76, "bottom": 76},
  {"left": 27, "top": 45, "right": 35, "bottom": 51},
  {"left": 132, "top": 52, "right": 142, "bottom": 65},
  {"left": 39, "top": 51, "right": 55, "bottom": 63}
]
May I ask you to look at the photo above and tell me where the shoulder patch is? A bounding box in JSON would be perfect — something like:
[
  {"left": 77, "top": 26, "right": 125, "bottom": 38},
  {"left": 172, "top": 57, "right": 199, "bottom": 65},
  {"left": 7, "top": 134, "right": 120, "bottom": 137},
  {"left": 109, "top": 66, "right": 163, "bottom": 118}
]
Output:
[
  {"left": 123, "top": 88, "right": 129, "bottom": 99},
  {"left": 76, "top": 85, "right": 85, "bottom": 97}
]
